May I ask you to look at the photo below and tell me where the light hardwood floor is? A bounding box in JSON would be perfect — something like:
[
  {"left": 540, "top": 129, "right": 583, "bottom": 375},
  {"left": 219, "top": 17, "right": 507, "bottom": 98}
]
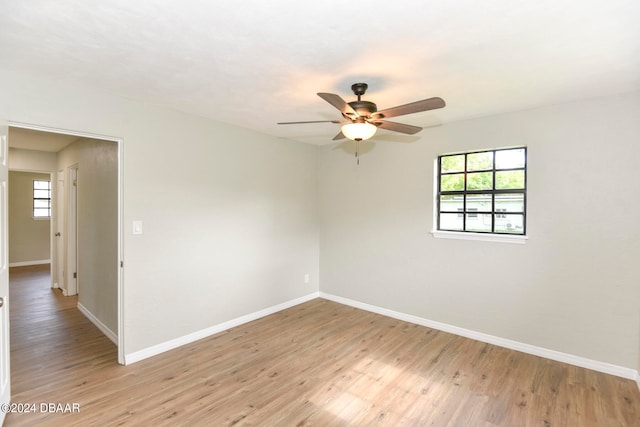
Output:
[{"left": 5, "top": 264, "right": 640, "bottom": 426}]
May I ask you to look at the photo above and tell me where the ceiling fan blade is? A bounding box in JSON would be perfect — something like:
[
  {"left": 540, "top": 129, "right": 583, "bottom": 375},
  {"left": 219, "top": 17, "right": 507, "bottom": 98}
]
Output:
[
  {"left": 374, "top": 120, "right": 423, "bottom": 135},
  {"left": 373, "top": 97, "right": 445, "bottom": 119},
  {"left": 317, "top": 93, "right": 358, "bottom": 117},
  {"left": 277, "top": 120, "right": 341, "bottom": 125},
  {"left": 332, "top": 131, "right": 346, "bottom": 141}
]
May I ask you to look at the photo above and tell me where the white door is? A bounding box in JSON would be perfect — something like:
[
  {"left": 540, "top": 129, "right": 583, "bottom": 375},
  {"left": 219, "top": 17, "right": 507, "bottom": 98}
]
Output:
[
  {"left": 56, "top": 173, "right": 64, "bottom": 289},
  {"left": 0, "top": 121, "right": 11, "bottom": 423}
]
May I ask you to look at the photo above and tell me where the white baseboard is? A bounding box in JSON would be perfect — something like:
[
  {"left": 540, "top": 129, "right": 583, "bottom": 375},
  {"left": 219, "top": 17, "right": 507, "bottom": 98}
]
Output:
[
  {"left": 9, "top": 259, "right": 51, "bottom": 267},
  {"left": 77, "top": 303, "right": 118, "bottom": 345},
  {"left": 124, "top": 292, "right": 320, "bottom": 365},
  {"left": 319, "top": 292, "right": 639, "bottom": 382}
]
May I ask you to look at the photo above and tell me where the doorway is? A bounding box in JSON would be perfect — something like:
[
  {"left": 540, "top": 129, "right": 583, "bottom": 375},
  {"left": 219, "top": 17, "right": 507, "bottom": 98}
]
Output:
[{"left": 7, "top": 123, "right": 123, "bottom": 364}]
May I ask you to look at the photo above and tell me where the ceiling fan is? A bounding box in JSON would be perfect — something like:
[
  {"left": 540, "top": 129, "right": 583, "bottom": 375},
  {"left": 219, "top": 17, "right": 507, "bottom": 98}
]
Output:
[{"left": 278, "top": 83, "right": 446, "bottom": 143}]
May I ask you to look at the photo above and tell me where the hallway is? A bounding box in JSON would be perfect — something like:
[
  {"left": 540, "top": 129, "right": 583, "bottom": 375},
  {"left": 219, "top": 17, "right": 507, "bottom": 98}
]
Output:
[{"left": 6, "top": 264, "right": 117, "bottom": 426}]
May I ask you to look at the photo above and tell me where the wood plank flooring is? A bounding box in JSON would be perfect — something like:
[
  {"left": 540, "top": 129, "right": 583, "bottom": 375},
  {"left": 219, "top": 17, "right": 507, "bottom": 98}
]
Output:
[{"left": 5, "top": 264, "right": 640, "bottom": 426}]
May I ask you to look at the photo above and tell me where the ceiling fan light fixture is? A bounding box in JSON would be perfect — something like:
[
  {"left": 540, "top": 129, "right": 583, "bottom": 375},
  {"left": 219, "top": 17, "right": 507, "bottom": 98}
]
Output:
[{"left": 341, "top": 122, "right": 377, "bottom": 141}]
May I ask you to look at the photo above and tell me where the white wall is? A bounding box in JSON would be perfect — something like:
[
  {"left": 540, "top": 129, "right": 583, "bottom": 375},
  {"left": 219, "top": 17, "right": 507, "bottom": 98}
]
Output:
[
  {"left": 4, "top": 65, "right": 637, "bottom": 376},
  {"left": 319, "top": 91, "right": 640, "bottom": 371},
  {"left": 7, "top": 148, "right": 56, "bottom": 269},
  {"left": 57, "top": 138, "right": 118, "bottom": 334},
  {"left": 8, "top": 146, "right": 59, "bottom": 287},
  {"left": 8, "top": 147, "right": 57, "bottom": 172},
  {"left": 8, "top": 171, "right": 51, "bottom": 264},
  {"left": 0, "top": 67, "right": 319, "bottom": 356}
]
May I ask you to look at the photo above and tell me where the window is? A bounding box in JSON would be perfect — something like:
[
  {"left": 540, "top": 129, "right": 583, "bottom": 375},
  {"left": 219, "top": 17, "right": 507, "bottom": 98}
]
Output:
[
  {"left": 437, "top": 147, "right": 526, "bottom": 235},
  {"left": 33, "top": 180, "right": 51, "bottom": 218}
]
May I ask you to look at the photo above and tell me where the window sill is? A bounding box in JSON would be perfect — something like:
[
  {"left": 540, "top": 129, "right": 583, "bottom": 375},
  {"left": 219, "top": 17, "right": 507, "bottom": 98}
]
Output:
[{"left": 431, "top": 230, "right": 527, "bottom": 244}]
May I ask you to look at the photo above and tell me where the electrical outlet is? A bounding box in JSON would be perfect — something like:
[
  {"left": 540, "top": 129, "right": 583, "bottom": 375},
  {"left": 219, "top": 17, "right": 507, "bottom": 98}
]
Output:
[{"left": 304, "top": 274, "right": 310, "bottom": 284}]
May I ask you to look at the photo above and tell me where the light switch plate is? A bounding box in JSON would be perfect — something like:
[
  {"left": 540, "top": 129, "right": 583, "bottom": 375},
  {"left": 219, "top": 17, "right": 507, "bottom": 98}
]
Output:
[{"left": 133, "top": 220, "right": 143, "bottom": 235}]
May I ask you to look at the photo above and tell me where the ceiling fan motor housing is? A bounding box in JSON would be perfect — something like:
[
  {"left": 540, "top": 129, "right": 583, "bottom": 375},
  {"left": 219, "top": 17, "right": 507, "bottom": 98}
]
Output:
[
  {"left": 346, "top": 100, "right": 377, "bottom": 118},
  {"left": 346, "top": 83, "right": 377, "bottom": 118}
]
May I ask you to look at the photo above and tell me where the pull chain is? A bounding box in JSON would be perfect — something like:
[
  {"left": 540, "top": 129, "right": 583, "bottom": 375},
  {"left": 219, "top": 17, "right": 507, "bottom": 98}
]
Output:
[{"left": 355, "top": 139, "right": 360, "bottom": 165}]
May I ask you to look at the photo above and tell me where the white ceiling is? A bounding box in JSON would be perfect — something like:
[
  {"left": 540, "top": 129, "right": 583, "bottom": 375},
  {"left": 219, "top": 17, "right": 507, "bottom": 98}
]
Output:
[{"left": 1, "top": 0, "right": 638, "bottom": 145}]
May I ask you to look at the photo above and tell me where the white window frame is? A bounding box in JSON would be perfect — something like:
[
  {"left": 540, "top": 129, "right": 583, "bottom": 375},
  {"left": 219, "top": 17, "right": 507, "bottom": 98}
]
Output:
[
  {"left": 431, "top": 147, "right": 528, "bottom": 244},
  {"left": 33, "top": 179, "right": 51, "bottom": 219}
]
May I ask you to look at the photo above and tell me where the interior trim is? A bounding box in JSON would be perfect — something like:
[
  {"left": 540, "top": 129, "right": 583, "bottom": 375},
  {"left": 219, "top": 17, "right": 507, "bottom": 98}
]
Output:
[
  {"left": 77, "top": 302, "right": 118, "bottom": 345},
  {"left": 431, "top": 230, "right": 528, "bottom": 244},
  {"left": 8, "top": 260, "right": 51, "bottom": 268}
]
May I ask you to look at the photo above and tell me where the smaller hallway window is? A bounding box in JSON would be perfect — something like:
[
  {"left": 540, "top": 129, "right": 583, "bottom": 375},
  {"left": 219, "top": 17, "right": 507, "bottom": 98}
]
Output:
[{"left": 33, "top": 180, "right": 51, "bottom": 218}]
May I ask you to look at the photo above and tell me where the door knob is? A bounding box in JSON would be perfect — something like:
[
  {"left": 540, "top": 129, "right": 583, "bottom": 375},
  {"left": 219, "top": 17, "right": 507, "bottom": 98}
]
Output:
[
  {"left": 55, "top": 232, "right": 61, "bottom": 237},
  {"left": 0, "top": 297, "right": 4, "bottom": 308}
]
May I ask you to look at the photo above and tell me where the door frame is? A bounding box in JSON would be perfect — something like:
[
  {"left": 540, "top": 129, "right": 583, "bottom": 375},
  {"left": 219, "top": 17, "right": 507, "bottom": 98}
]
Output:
[
  {"left": 8, "top": 121, "right": 125, "bottom": 365},
  {"left": 0, "top": 123, "right": 10, "bottom": 424},
  {"left": 65, "top": 165, "right": 78, "bottom": 296}
]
